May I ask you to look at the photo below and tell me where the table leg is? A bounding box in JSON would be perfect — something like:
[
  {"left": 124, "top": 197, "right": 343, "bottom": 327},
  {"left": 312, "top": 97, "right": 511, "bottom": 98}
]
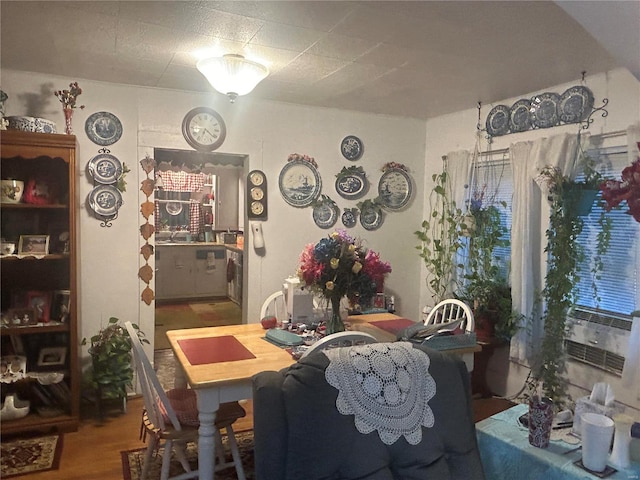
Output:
[{"left": 196, "top": 389, "right": 220, "bottom": 480}]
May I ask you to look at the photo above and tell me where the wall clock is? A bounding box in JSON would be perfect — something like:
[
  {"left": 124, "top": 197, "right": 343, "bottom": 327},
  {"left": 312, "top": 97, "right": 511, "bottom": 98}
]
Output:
[
  {"left": 182, "top": 107, "right": 226, "bottom": 152},
  {"left": 247, "top": 170, "right": 267, "bottom": 220}
]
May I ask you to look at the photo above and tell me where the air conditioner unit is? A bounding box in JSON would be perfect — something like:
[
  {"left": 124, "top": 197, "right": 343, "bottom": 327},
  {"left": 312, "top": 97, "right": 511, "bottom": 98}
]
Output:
[{"left": 565, "top": 309, "right": 633, "bottom": 376}]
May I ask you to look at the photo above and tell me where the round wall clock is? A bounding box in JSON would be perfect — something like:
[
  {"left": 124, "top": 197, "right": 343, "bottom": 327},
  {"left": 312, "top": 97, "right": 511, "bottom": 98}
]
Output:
[
  {"left": 85, "top": 111, "right": 123, "bottom": 146},
  {"left": 182, "top": 107, "right": 226, "bottom": 152},
  {"left": 340, "top": 135, "right": 363, "bottom": 161},
  {"left": 247, "top": 169, "right": 267, "bottom": 220}
]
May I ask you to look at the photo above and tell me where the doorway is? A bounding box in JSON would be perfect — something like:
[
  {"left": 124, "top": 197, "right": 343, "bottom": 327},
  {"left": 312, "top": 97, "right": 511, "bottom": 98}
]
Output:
[{"left": 153, "top": 148, "right": 247, "bottom": 351}]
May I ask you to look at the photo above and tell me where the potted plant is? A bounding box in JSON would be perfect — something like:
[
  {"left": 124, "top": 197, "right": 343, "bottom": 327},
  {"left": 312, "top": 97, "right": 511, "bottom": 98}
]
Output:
[
  {"left": 534, "top": 157, "right": 612, "bottom": 406},
  {"left": 415, "top": 169, "right": 465, "bottom": 304},
  {"left": 456, "top": 200, "right": 521, "bottom": 341},
  {"left": 81, "top": 317, "right": 148, "bottom": 418}
]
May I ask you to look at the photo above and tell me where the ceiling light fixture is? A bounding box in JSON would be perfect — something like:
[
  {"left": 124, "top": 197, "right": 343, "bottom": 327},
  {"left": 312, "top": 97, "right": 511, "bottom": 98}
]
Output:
[{"left": 196, "top": 54, "right": 269, "bottom": 103}]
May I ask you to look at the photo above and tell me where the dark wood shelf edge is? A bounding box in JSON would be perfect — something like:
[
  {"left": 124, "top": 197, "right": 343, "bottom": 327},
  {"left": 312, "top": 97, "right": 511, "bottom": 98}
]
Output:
[
  {"left": 0, "top": 203, "right": 68, "bottom": 209},
  {"left": 1, "top": 323, "right": 70, "bottom": 336},
  {"left": 1, "top": 254, "right": 70, "bottom": 261},
  {"left": 0, "top": 413, "right": 79, "bottom": 436}
]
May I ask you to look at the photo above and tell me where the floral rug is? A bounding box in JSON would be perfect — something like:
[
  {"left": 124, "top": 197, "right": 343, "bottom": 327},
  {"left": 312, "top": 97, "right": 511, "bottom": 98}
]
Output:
[
  {"left": 121, "top": 430, "right": 255, "bottom": 480},
  {"left": 0, "top": 434, "right": 63, "bottom": 478}
]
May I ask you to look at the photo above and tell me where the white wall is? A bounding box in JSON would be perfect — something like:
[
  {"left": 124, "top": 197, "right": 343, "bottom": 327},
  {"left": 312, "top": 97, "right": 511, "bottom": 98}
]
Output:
[
  {"left": 424, "top": 67, "right": 640, "bottom": 413},
  {"left": 1, "top": 69, "right": 427, "bottom": 365}
]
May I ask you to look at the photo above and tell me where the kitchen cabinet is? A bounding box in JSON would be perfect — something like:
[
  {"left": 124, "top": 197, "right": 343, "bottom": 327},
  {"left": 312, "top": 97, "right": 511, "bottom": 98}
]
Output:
[
  {"left": 0, "top": 130, "right": 79, "bottom": 435},
  {"left": 155, "top": 245, "right": 226, "bottom": 301}
]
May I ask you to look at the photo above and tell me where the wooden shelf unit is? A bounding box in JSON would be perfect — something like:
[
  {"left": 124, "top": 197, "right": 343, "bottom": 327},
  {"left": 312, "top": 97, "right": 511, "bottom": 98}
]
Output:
[{"left": 1, "top": 130, "right": 80, "bottom": 435}]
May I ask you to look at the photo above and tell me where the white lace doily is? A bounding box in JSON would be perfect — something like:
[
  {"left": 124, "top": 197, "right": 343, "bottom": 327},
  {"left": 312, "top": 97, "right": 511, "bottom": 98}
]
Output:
[{"left": 324, "top": 342, "right": 436, "bottom": 445}]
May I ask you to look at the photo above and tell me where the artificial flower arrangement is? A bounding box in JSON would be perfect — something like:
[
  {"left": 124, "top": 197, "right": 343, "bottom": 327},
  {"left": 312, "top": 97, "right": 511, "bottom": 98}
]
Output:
[
  {"left": 54, "top": 82, "right": 85, "bottom": 110},
  {"left": 600, "top": 142, "right": 640, "bottom": 222},
  {"left": 297, "top": 230, "right": 391, "bottom": 333}
]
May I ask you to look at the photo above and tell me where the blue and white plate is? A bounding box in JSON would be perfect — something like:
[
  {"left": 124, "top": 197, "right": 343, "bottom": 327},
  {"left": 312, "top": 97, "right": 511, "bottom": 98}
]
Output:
[
  {"left": 509, "top": 99, "right": 532, "bottom": 133},
  {"left": 87, "top": 184, "right": 123, "bottom": 218},
  {"left": 558, "top": 86, "right": 594, "bottom": 124},
  {"left": 485, "top": 105, "right": 510, "bottom": 136},
  {"left": 530, "top": 92, "right": 560, "bottom": 129},
  {"left": 335, "top": 171, "right": 368, "bottom": 200},
  {"left": 279, "top": 160, "right": 322, "bottom": 207},
  {"left": 341, "top": 208, "right": 358, "bottom": 228},
  {"left": 313, "top": 202, "right": 339, "bottom": 229},
  {"left": 85, "top": 111, "right": 123, "bottom": 146},
  {"left": 88, "top": 153, "right": 123, "bottom": 185},
  {"left": 360, "top": 204, "right": 383, "bottom": 231},
  {"left": 340, "top": 135, "right": 363, "bottom": 161},
  {"left": 378, "top": 168, "right": 412, "bottom": 210}
]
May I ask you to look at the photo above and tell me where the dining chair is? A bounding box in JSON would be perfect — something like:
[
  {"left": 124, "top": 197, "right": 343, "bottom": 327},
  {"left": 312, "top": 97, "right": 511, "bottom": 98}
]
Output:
[
  {"left": 259, "top": 291, "right": 288, "bottom": 323},
  {"left": 424, "top": 298, "right": 475, "bottom": 333},
  {"left": 301, "top": 331, "right": 378, "bottom": 358},
  {"left": 124, "top": 321, "right": 247, "bottom": 480}
]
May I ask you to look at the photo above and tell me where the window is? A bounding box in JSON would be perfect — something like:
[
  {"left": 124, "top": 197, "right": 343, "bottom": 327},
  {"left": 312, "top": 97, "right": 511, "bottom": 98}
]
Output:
[{"left": 574, "top": 146, "right": 640, "bottom": 316}]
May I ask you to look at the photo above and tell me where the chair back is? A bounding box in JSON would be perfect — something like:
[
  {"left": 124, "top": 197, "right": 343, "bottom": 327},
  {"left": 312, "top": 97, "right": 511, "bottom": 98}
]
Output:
[
  {"left": 260, "top": 291, "right": 288, "bottom": 322},
  {"left": 301, "top": 331, "right": 377, "bottom": 358},
  {"left": 124, "top": 321, "right": 181, "bottom": 432},
  {"left": 424, "top": 299, "right": 475, "bottom": 333}
]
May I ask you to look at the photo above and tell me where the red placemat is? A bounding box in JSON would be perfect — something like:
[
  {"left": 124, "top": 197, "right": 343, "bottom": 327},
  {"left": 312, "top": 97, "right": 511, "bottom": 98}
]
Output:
[
  {"left": 177, "top": 336, "right": 256, "bottom": 365},
  {"left": 370, "top": 318, "right": 417, "bottom": 334}
]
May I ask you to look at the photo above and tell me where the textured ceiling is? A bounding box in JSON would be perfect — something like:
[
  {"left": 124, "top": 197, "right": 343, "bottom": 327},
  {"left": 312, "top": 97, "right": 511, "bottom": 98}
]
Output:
[{"left": 0, "top": 1, "right": 624, "bottom": 120}]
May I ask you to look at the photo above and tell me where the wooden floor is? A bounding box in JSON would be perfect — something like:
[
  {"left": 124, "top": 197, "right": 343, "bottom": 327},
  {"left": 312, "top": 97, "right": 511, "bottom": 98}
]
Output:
[{"left": 4, "top": 395, "right": 513, "bottom": 480}]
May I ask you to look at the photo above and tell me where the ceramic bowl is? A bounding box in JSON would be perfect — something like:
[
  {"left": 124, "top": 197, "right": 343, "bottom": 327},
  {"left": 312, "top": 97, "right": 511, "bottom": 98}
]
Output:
[
  {"left": 0, "top": 394, "right": 30, "bottom": 421},
  {"left": 1, "top": 179, "right": 24, "bottom": 203},
  {"left": 1, "top": 242, "right": 15, "bottom": 255},
  {"left": 6, "top": 116, "right": 56, "bottom": 133}
]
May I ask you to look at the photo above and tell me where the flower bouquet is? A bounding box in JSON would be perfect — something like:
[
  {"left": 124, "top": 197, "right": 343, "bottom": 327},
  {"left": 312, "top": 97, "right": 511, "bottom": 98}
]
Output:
[
  {"left": 297, "top": 230, "right": 391, "bottom": 334},
  {"left": 600, "top": 142, "right": 640, "bottom": 222}
]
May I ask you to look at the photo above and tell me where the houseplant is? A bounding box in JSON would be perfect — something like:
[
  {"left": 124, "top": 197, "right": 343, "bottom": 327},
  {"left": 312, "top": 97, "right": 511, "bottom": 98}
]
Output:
[
  {"left": 82, "top": 317, "right": 148, "bottom": 415},
  {"left": 534, "top": 158, "right": 612, "bottom": 406},
  {"left": 415, "top": 169, "right": 465, "bottom": 303},
  {"left": 297, "top": 230, "right": 392, "bottom": 334}
]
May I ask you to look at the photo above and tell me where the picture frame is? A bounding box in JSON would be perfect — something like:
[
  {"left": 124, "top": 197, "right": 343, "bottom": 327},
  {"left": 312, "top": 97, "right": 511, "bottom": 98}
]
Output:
[
  {"left": 5, "top": 307, "right": 37, "bottom": 326},
  {"left": 50, "top": 290, "right": 71, "bottom": 323},
  {"left": 18, "top": 235, "right": 50, "bottom": 255},
  {"left": 26, "top": 290, "right": 52, "bottom": 323},
  {"left": 37, "top": 346, "right": 67, "bottom": 367}
]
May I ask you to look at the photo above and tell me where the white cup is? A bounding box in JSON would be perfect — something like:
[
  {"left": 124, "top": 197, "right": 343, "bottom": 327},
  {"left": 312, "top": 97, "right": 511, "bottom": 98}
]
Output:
[{"left": 582, "top": 412, "right": 615, "bottom": 472}]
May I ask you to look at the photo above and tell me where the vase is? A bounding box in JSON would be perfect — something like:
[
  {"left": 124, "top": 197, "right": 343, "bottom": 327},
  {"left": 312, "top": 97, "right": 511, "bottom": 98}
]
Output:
[
  {"left": 326, "top": 296, "right": 345, "bottom": 335},
  {"left": 63, "top": 107, "right": 73, "bottom": 135}
]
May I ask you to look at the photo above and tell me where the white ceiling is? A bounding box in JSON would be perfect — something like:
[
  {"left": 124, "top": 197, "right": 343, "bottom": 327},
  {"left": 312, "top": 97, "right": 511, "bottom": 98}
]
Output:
[{"left": 0, "top": 1, "right": 634, "bottom": 120}]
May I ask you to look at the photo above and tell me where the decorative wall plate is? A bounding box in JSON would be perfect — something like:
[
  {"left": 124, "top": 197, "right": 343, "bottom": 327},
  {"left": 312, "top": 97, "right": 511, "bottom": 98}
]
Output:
[
  {"left": 341, "top": 208, "right": 358, "bottom": 228},
  {"left": 87, "top": 184, "right": 123, "bottom": 218},
  {"left": 485, "top": 105, "right": 510, "bottom": 136},
  {"left": 360, "top": 203, "right": 383, "bottom": 231},
  {"left": 340, "top": 135, "right": 363, "bottom": 161},
  {"left": 335, "top": 169, "right": 368, "bottom": 199},
  {"left": 530, "top": 92, "right": 560, "bottom": 129},
  {"left": 509, "top": 99, "right": 532, "bottom": 133},
  {"left": 378, "top": 168, "right": 412, "bottom": 210},
  {"left": 87, "top": 153, "right": 123, "bottom": 184},
  {"left": 313, "top": 201, "right": 339, "bottom": 229},
  {"left": 279, "top": 159, "right": 322, "bottom": 207},
  {"left": 165, "top": 202, "right": 183, "bottom": 216},
  {"left": 558, "top": 86, "right": 594, "bottom": 124},
  {"left": 85, "top": 111, "right": 123, "bottom": 146}
]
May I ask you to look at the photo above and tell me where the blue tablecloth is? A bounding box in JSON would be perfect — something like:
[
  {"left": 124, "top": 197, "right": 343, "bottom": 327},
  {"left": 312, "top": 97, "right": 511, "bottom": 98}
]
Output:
[{"left": 476, "top": 404, "right": 640, "bottom": 480}]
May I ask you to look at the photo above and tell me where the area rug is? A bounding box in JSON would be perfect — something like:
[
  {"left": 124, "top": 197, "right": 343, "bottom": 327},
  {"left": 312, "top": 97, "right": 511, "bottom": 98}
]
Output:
[
  {"left": 121, "top": 430, "right": 255, "bottom": 480},
  {"left": 0, "top": 434, "right": 63, "bottom": 478}
]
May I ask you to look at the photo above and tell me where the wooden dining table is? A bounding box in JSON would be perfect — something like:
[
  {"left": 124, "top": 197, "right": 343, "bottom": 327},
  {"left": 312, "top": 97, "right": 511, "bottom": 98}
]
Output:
[
  {"left": 166, "top": 323, "right": 295, "bottom": 480},
  {"left": 167, "top": 313, "right": 481, "bottom": 480}
]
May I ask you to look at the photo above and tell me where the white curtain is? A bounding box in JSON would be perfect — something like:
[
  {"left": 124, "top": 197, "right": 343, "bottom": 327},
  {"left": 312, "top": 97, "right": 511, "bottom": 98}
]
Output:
[
  {"left": 444, "top": 150, "right": 473, "bottom": 296},
  {"left": 508, "top": 132, "right": 583, "bottom": 363}
]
